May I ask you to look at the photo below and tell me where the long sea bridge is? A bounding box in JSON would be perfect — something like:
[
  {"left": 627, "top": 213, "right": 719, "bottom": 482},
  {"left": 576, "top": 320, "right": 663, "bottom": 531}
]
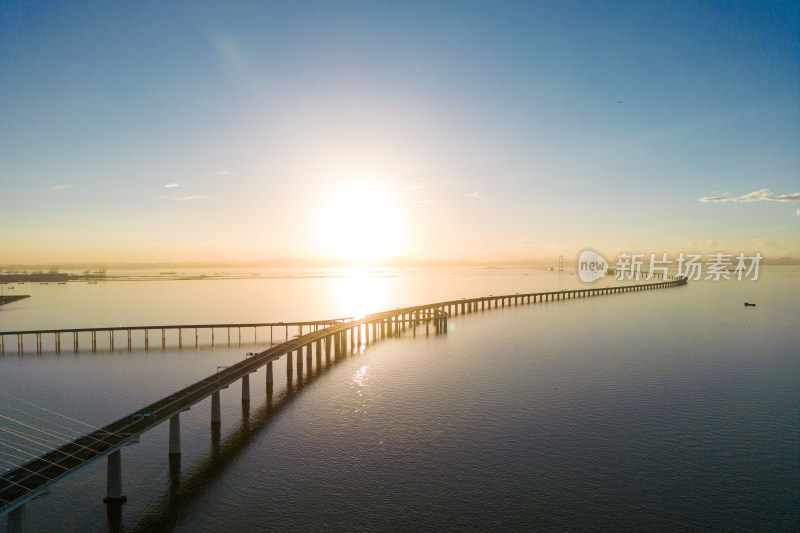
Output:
[{"left": 0, "top": 279, "right": 687, "bottom": 531}]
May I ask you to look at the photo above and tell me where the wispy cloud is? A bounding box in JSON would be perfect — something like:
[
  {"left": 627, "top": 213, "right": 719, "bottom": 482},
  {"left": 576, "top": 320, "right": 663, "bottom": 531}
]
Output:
[
  {"left": 685, "top": 239, "right": 719, "bottom": 249},
  {"left": 467, "top": 191, "right": 481, "bottom": 199},
  {"left": 219, "top": 171, "right": 235, "bottom": 177},
  {"left": 415, "top": 199, "right": 430, "bottom": 204},
  {"left": 47, "top": 184, "right": 76, "bottom": 192},
  {"left": 164, "top": 183, "right": 180, "bottom": 188},
  {"left": 699, "top": 189, "right": 800, "bottom": 203},
  {"left": 753, "top": 238, "right": 781, "bottom": 249},
  {"left": 401, "top": 183, "right": 424, "bottom": 191},
  {"left": 173, "top": 195, "right": 215, "bottom": 201},
  {"left": 215, "top": 34, "right": 250, "bottom": 71}
]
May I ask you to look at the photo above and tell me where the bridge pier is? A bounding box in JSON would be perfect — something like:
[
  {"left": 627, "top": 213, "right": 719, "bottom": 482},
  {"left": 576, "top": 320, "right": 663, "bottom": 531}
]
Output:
[
  {"left": 7, "top": 504, "right": 24, "bottom": 533},
  {"left": 316, "top": 340, "right": 322, "bottom": 369},
  {"left": 211, "top": 391, "right": 221, "bottom": 425},
  {"left": 325, "top": 335, "right": 332, "bottom": 364},
  {"left": 266, "top": 361, "right": 274, "bottom": 384},
  {"left": 286, "top": 353, "right": 293, "bottom": 378},
  {"left": 242, "top": 374, "right": 250, "bottom": 402},
  {"left": 296, "top": 349, "right": 303, "bottom": 377},
  {"left": 103, "top": 450, "right": 127, "bottom": 503},
  {"left": 306, "top": 345, "right": 313, "bottom": 376},
  {"left": 169, "top": 414, "right": 181, "bottom": 455}
]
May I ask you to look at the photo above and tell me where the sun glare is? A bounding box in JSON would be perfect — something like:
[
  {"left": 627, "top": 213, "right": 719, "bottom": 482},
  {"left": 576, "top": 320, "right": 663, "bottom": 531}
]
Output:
[{"left": 318, "top": 181, "right": 402, "bottom": 261}]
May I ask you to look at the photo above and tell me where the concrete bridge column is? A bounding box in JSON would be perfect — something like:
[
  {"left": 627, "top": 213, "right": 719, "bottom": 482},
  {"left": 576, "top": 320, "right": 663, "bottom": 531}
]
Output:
[
  {"left": 162, "top": 329, "right": 166, "bottom": 348},
  {"left": 7, "top": 505, "right": 24, "bottom": 533},
  {"left": 316, "top": 340, "right": 322, "bottom": 369},
  {"left": 286, "top": 353, "right": 293, "bottom": 377},
  {"left": 266, "top": 361, "right": 274, "bottom": 384},
  {"left": 297, "top": 349, "right": 304, "bottom": 375},
  {"left": 103, "top": 450, "right": 127, "bottom": 503},
  {"left": 326, "top": 336, "right": 332, "bottom": 364},
  {"left": 242, "top": 374, "right": 250, "bottom": 403},
  {"left": 178, "top": 328, "right": 182, "bottom": 348},
  {"left": 306, "top": 345, "right": 313, "bottom": 376},
  {"left": 145, "top": 329, "right": 149, "bottom": 349},
  {"left": 211, "top": 328, "right": 214, "bottom": 347},
  {"left": 169, "top": 414, "right": 181, "bottom": 455},
  {"left": 211, "top": 391, "right": 221, "bottom": 424}
]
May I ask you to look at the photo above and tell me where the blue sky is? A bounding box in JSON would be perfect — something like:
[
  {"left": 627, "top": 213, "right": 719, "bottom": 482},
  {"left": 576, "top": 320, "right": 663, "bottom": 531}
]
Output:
[{"left": 1, "top": 1, "right": 798, "bottom": 264}]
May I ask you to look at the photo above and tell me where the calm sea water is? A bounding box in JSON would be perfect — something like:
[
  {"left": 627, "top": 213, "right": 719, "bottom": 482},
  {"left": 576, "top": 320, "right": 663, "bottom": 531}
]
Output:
[{"left": 1, "top": 267, "right": 798, "bottom": 532}]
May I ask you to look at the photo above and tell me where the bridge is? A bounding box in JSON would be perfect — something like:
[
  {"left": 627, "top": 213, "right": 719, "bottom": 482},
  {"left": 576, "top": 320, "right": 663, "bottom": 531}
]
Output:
[
  {"left": 0, "top": 319, "right": 353, "bottom": 354},
  {"left": 0, "top": 279, "right": 687, "bottom": 530}
]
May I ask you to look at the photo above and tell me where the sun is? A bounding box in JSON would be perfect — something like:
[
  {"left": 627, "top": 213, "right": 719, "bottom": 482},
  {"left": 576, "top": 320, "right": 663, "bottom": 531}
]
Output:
[{"left": 317, "top": 180, "right": 402, "bottom": 262}]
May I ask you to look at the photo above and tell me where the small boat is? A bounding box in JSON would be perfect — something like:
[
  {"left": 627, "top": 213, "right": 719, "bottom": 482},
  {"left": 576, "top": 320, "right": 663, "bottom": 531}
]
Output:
[{"left": 744, "top": 302, "right": 756, "bottom": 307}]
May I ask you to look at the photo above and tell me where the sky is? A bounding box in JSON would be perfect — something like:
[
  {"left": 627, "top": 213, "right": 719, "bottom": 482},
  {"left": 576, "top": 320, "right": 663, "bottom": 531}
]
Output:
[{"left": 1, "top": 0, "right": 798, "bottom": 265}]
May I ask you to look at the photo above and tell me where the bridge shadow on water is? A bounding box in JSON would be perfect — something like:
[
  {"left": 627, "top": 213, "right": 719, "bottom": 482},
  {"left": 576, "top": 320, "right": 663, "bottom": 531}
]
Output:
[{"left": 107, "top": 355, "right": 349, "bottom": 533}]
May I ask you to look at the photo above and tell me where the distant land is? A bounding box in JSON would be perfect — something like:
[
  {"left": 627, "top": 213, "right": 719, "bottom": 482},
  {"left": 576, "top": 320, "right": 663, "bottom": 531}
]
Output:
[{"left": 1, "top": 255, "right": 798, "bottom": 272}]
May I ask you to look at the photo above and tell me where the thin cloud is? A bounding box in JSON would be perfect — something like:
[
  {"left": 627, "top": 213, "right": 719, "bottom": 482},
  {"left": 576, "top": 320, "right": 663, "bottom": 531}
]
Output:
[
  {"left": 173, "top": 195, "right": 215, "bottom": 201},
  {"left": 164, "top": 183, "right": 180, "bottom": 188},
  {"left": 753, "top": 238, "right": 781, "bottom": 249},
  {"left": 219, "top": 171, "right": 235, "bottom": 177},
  {"left": 467, "top": 191, "right": 481, "bottom": 199},
  {"left": 47, "top": 184, "right": 76, "bottom": 192},
  {"left": 415, "top": 199, "right": 430, "bottom": 204},
  {"left": 401, "top": 183, "right": 424, "bottom": 191},
  {"left": 215, "top": 34, "right": 250, "bottom": 71},
  {"left": 699, "top": 189, "right": 800, "bottom": 203}
]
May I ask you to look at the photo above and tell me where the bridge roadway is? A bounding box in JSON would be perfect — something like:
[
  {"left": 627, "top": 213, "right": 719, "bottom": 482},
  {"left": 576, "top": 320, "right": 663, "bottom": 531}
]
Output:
[
  {"left": 0, "top": 279, "right": 687, "bottom": 525},
  {"left": 0, "top": 319, "right": 353, "bottom": 353}
]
